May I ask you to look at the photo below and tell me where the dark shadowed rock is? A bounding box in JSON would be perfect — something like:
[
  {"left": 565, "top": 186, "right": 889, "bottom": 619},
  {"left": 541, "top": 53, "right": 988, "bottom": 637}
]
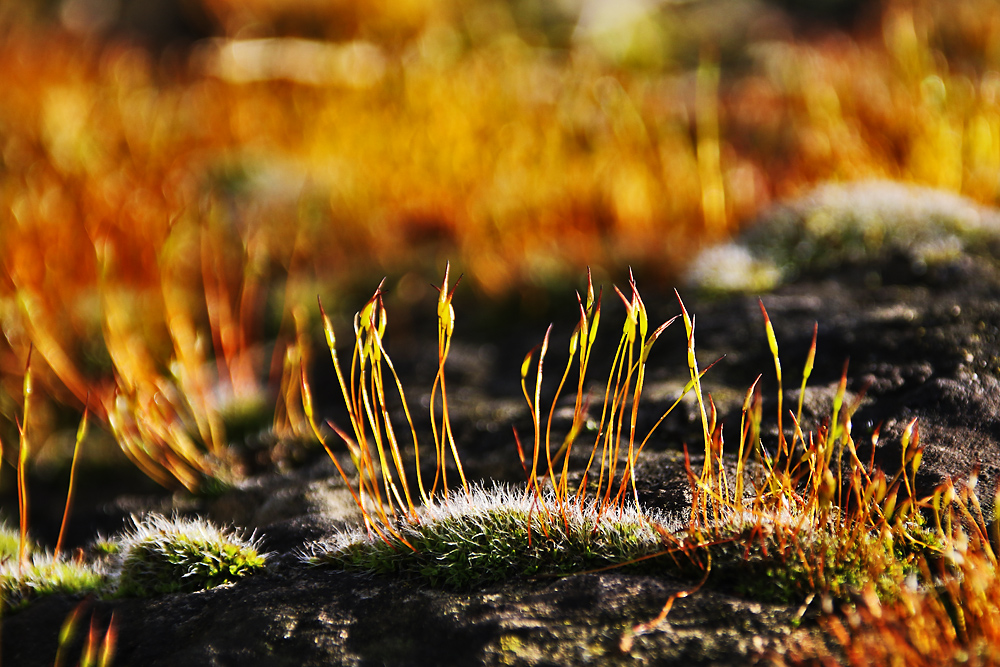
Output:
[{"left": 2, "top": 564, "right": 810, "bottom": 666}]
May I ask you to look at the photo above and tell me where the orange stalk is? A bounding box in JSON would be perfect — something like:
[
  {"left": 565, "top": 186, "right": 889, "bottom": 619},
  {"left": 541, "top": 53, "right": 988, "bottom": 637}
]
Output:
[
  {"left": 17, "top": 345, "right": 33, "bottom": 573},
  {"left": 56, "top": 395, "right": 90, "bottom": 558}
]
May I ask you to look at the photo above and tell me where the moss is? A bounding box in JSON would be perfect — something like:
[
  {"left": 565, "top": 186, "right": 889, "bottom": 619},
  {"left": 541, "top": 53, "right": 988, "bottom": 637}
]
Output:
[
  {"left": 114, "top": 514, "right": 267, "bottom": 597},
  {"left": 0, "top": 521, "right": 105, "bottom": 610},
  {"left": 0, "top": 555, "right": 107, "bottom": 610},
  {"left": 0, "top": 522, "right": 25, "bottom": 559},
  {"left": 90, "top": 537, "right": 121, "bottom": 557},
  {"left": 305, "top": 485, "right": 677, "bottom": 589},
  {"left": 705, "top": 524, "right": 914, "bottom": 605},
  {"left": 0, "top": 516, "right": 268, "bottom": 609},
  {"left": 307, "top": 483, "right": 929, "bottom": 612}
]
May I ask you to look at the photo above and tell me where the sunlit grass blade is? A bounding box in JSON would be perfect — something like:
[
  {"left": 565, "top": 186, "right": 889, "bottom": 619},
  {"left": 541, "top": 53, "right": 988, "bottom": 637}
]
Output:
[
  {"left": 826, "top": 360, "right": 850, "bottom": 468},
  {"left": 734, "top": 374, "right": 762, "bottom": 508},
  {"left": 675, "top": 291, "right": 712, "bottom": 485},
  {"left": 554, "top": 278, "right": 602, "bottom": 500},
  {"left": 795, "top": 322, "right": 818, "bottom": 433},
  {"left": 543, "top": 321, "right": 581, "bottom": 519},
  {"left": 527, "top": 325, "right": 552, "bottom": 506}
]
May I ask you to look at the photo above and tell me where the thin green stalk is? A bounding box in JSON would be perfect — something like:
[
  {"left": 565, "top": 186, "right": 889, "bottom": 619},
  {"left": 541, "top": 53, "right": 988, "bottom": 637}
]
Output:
[
  {"left": 553, "top": 274, "right": 601, "bottom": 501},
  {"left": 795, "top": 323, "right": 818, "bottom": 436},
  {"left": 575, "top": 326, "right": 618, "bottom": 503},
  {"left": 543, "top": 330, "right": 579, "bottom": 512},
  {"left": 528, "top": 326, "right": 552, "bottom": 498}
]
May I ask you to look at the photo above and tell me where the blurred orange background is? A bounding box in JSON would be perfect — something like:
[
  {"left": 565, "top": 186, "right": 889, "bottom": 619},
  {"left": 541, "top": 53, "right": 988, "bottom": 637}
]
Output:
[{"left": 1, "top": 0, "right": 999, "bottom": 486}]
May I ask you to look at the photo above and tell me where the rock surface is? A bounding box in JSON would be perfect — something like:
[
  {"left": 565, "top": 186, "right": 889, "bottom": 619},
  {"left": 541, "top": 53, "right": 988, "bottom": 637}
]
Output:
[{"left": 6, "top": 181, "right": 1000, "bottom": 665}]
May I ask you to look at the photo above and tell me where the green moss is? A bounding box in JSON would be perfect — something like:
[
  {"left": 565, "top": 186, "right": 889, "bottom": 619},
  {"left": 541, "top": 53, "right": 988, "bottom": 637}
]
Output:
[
  {"left": 305, "top": 485, "right": 675, "bottom": 589},
  {"left": 0, "top": 555, "right": 107, "bottom": 610},
  {"left": 0, "top": 515, "right": 268, "bottom": 609},
  {"left": 0, "top": 522, "right": 105, "bottom": 610},
  {"left": 114, "top": 514, "right": 267, "bottom": 597},
  {"left": 704, "top": 523, "right": 914, "bottom": 605},
  {"left": 307, "top": 485, "right": 927, "bottom": 610},
  {"left": 0, "top": 522, "right": 24, "bottom": 559},
  {"left": 90, "top": 537, "right": 121, "bottom": 556}
]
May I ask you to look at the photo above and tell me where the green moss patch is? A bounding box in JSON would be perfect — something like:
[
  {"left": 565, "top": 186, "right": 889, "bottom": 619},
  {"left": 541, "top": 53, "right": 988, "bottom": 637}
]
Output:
[
  {"left": 306, "top": 485, "right": 925, "bottom": 608},
  {"left": 0, "top": 554, "right": 107, "bottom": 610},
  {"left": 693, "top": 519, "right": 918, "bottom": 605},
  {"left": 0, "top": 514, "right": 267, "bottom": 610},
  {"left": 115, "top": 514, "right": 267, "bottom": 597},
  {"left": 0, "top": 522, "right": 26, "bottom": 559},
  {"left": 304, "top": 485, "right": 680, "bottom": 589}
]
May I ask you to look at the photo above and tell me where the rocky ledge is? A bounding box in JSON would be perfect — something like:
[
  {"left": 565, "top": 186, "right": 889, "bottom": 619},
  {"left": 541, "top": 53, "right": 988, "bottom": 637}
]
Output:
[{"left": 5, "top": 181, "right": 1000, "bottom": 666}]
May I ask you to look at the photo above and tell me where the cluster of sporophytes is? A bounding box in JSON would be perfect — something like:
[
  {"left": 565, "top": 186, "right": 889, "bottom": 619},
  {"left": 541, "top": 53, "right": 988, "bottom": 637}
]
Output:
[
  {"left": 779, "top": 476, "right": 1000, "bottom": 666},
  {"left": 0, "top": 513, "right": 266, "bottom": 611},
  {"left": 299, "top": 265, "right": 1000, "bottom": 660},
  {"left": 301, "top": 265, "right": 673, "bottom": 579}
]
